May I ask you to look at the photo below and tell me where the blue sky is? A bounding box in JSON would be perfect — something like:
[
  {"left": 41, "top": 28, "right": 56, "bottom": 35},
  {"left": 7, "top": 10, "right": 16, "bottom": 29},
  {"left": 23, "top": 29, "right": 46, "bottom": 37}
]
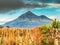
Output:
[{"left": 0, "top": 8, "right": 60, "bottom": 25}]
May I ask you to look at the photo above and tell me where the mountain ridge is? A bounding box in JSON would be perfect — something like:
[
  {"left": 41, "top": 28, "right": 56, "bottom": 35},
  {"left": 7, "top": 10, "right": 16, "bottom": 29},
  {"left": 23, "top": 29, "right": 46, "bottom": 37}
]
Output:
[{"left": 3, "top": 11, "right": 52, "bottom": 28}]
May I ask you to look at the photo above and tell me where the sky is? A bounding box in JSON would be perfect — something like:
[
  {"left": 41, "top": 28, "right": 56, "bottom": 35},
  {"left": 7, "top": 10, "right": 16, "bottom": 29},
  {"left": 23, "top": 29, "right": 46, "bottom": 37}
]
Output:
[{"left": 0, "top": 0, "right": 60, "bottom": 25}]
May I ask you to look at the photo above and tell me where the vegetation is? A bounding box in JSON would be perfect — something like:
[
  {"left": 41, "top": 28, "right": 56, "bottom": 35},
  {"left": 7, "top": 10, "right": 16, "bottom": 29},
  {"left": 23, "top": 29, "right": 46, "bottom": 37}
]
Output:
[
  {"left": 0, "top": 28, "right": 43, "bottom": 45},
  {"left": 0, "top": 25, "right": 3, "bottom": 28},
  {"left": 0, "top": 19, "right": 59, "bottom": 45},
  {"left": 6, "top": 26, "right": 10, "bottom": 28},
  {"left": 52, "top": 19, "right": 60, "bottom": 28},
  {"left": 41, "top": 19, "right": 60, "bottom": 45}
]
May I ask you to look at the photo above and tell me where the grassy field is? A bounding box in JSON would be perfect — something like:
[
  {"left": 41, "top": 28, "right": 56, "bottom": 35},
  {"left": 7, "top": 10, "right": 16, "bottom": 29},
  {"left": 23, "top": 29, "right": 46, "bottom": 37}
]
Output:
[{"left": 0, "top": 28, "right": 45, "bottom": 45}]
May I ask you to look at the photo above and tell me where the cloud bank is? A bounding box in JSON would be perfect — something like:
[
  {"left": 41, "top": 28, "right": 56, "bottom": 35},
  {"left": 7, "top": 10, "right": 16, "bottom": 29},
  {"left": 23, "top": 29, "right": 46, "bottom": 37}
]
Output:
[
  {"left": 0, "top": 0, "right": 60, "bottom": 13},
  {"left": 0, "top": 0, "right": 43, "bottom": 13}
]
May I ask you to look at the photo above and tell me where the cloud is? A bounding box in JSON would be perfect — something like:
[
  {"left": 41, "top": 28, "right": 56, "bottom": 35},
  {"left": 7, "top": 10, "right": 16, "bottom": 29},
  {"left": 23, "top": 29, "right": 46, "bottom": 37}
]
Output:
[
  {"left": 0, "top": 0, "right": 24, "bottom": 7},
  {"left": 48, "top": 4, "right": 60, "bottom": 8},
  {"left": 33, "top": 0, "right": 60, "bottom": 3},
  {"left": 0, "top": 17, "right": 14, "bottom": 25},
  {"left": 30, "top": 0, "right": 52, "bottom": 3},
  {"left": 49, "top": 16, "right": 57, "bottom": 19},
  {"left": 55, "top": 0, "right": 60, "bottom": 4},
  {"left": 49, "top": 16, "right": 60, "bottom": 21},
  {"left": 0, "top": 0, "right": 45, "bottom": 13},
  {"left": 0, "top": 0, "right": 60, "bottom": 13},
  {"left": 40, "top": 0, "right": 52, "bottom": 3},
  {"left": 0, "top": 0, "right": 24, "bottom": 12}
]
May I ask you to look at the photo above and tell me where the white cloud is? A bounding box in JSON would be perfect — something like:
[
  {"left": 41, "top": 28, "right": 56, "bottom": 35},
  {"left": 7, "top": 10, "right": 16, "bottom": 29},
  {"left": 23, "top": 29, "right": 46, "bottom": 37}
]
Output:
[
  {"left": 0, "top": 17, "right": 14, "bottom": 25},
  {"left": 49, "top": 16, "right": 57, "bottom": 19},
  {"left": 49, "top": 16, "right": 60, "bottom": 21},
  {"left": 48, "top": 3, "right": 60, "bottom": 8}
]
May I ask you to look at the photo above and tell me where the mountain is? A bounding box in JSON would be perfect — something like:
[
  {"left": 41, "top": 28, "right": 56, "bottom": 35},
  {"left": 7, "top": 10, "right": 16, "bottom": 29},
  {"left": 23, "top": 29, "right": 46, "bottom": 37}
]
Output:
[
  {"left": 39, "top": 15, "right": 51, "bottom": 19},
  {"left": 16, "top": 11, "right": 51, "bottom": 22},
  {"left": 16, "top": 11, "right": 39, "bottom": 22},
  {"left": 3, "top": 11, "right": 52, "bottom": 28},
  {"left": 19, "top": 11, "right": 38, "bottom": 18}
]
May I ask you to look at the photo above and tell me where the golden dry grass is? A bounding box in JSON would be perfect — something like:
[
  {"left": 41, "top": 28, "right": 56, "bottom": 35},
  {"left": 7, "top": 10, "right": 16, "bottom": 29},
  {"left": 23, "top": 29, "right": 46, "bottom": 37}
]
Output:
[{"left": 0, "top": 28, "right": 44, "bottom": 45}]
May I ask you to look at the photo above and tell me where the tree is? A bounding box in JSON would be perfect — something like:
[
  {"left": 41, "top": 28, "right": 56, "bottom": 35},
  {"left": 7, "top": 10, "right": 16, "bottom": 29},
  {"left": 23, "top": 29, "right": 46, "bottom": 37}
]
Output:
[
  {"left": 52, "top": 19, "right": 59, "bottom": 29},
  {"left": 52, "top": 19, "right": 59, "bottom": 45},
  {"left": 6, "top": 26, "right": 10, "bottom": 28},
  {"left": 0, "top": 25, "right": 3, "bottom": 28}
]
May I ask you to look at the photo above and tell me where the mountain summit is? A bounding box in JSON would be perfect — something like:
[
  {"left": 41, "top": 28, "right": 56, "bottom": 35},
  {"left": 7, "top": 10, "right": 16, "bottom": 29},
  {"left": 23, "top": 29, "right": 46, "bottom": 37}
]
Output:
[
  {"left": 39, "top": 15, "right": 51, "bottom": 20},
  {"left": 3, "top": 11, "right": 52, "bottom": 28},
  {"left": 18, "top": 11, "right": 38, "bottom": 19}
]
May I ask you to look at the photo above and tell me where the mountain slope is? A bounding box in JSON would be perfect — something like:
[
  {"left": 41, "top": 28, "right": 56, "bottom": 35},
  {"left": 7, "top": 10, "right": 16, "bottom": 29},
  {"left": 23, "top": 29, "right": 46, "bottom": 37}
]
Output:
[{"left": 3, "top": 11, "right": 52, "bottom": 28}]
